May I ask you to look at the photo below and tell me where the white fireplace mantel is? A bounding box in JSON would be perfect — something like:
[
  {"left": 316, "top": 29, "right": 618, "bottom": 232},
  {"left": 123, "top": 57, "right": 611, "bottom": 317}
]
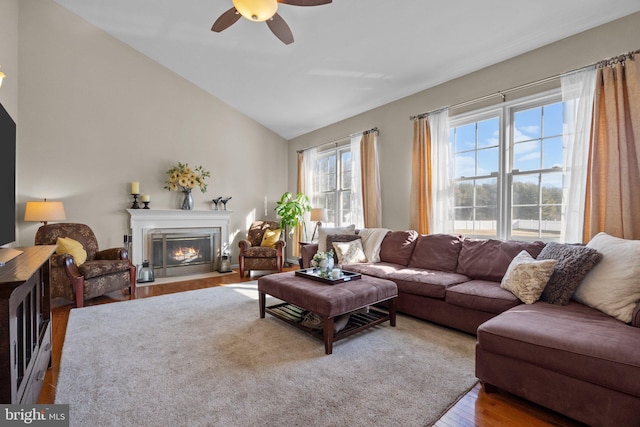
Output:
[{"left": 127, "top": 209, "right": 232, "bottom": 267}]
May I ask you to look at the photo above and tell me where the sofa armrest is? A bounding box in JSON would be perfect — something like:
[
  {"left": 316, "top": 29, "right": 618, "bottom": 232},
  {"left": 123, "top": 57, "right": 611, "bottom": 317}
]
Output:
[
  {"left": 238, "top": 239, "right": 252, "bottom": 254},
  {"left": 95, "top": 247, "right": 128, "bottom": 261},
  {"left": 300, "top": 243, "right": 318, "bottom": 268}
]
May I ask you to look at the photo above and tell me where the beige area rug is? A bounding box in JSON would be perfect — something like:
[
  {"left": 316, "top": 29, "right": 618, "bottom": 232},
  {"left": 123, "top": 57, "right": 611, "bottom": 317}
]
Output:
[{"left": 56, "top": 282, "right": 477, "bottom": 427}]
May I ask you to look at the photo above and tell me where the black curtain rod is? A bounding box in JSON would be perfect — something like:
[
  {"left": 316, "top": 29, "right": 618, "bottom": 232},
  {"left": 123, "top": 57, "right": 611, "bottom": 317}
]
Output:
[
  {"left": 297, "top": 127, "right": 379, "bottom": 153},
  {"left": 410, "top": 49, "right": 639, "bottom": 121}
]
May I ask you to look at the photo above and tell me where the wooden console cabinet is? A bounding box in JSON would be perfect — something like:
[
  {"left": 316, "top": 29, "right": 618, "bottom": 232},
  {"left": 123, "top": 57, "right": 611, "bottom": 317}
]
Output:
[{"left": 0, "top": 245, "right": 56, "bottom": 403}]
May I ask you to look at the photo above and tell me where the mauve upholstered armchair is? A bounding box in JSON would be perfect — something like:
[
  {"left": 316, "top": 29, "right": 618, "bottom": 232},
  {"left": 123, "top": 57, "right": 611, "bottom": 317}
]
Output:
[
  {"left": 238, "top": 220, "right": 285, "bottom": 278},
  {"left": 35, "top": 223, "right": 136, "bottom": 307}
]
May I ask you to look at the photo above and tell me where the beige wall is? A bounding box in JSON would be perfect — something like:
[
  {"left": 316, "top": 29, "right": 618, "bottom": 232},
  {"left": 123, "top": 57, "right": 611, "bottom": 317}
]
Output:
[
  {"left": 17, "top": 0, "right": 288, "bottom": 259},
  {"left": 288, "top": 12, "right": 640, "bottom": 232}
]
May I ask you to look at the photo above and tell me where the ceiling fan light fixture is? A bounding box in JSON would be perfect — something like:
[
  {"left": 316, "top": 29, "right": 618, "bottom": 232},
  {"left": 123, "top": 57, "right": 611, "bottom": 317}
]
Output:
[{"left": 232, "top": 0, "right": 278, "bottom": 22}]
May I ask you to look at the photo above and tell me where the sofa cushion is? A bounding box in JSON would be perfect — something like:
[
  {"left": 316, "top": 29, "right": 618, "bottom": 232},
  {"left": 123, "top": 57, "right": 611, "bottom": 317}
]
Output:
[
  {"left": 573, "top": 232, "right": 640, "bottom": 324},
  {"left": 408, "top": 234, "right": 463, "bottom": 273},
  {"left": 456, "top": 238, "right": 545, "bottom": 282},
  {"left": 79, "top": 260, "right": 131, "bottom": 280},
  {"left": 537, "top": 242, "right": 603, "bottom": 305},
  {"left": 341, "top": 262, "right": 404, "bottom": 278},
  {"left": 388, "top": 268, "right": 470, "bottom": 299},
  {"left": 446, "top": 280, "right": 521, "bottom": 314},
  {"left": 477, "top": 301, "right": 640, "bottom": 398},
  {"left": 379, "top": 230, "right": 419, "bottom": 266},
  {"left": 500, "top": 251, "right": 557, "bottom": 304}
]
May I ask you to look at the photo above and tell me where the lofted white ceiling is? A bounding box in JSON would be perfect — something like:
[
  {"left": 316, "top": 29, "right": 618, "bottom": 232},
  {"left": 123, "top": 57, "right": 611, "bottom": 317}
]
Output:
[{"left": 52, "top": 0, "right": 640, "bottom": 139}]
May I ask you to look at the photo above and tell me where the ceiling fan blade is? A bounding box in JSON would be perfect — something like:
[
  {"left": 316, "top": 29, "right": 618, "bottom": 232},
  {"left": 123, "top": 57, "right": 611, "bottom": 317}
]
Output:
[
  {"left": 211, "top": 7, "right": 241, "bottom": 32},
  {"left": 267, "top": 13, "right": 294, "bottom": 45},
  {"left": 277, "top": 0, "right": 332, "bottom": 5}
]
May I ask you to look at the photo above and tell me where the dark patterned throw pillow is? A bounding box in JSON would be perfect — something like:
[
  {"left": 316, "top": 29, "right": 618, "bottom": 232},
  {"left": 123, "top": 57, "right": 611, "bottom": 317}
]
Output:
[{"left": 537, "top": 242, "right": 603, "bottom": 305}]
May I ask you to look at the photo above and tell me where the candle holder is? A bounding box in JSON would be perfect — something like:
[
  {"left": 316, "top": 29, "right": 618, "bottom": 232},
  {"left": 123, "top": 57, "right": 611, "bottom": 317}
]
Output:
[
  {"left": 130, "top": 194, "right": 140, "bottom": 209},
  {"left": 142, "top": 201, "right": 150, "bottom": 209}
]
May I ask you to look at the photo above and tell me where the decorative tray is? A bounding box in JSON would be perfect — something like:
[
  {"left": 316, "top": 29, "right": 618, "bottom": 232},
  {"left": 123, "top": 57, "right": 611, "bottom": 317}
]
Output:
[{"left": 295, "top": 268, "right": 361, "bottom": 285}]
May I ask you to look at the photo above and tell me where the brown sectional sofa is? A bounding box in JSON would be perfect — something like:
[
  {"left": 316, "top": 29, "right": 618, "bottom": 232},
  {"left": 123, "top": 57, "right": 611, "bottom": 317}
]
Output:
[{"left": 300, "top": 230, "right": 640, "bottom": 427}]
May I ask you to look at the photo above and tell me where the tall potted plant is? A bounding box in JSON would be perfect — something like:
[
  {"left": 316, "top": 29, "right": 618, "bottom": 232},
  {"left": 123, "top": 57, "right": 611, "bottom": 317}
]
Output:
[{"left": 275, "top": 192, "right": 311, "bottom": 265}]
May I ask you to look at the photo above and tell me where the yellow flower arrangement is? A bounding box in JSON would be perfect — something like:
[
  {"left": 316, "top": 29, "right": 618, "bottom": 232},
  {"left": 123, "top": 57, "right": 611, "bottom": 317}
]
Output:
[{"left": 164, "top": 162, "right": 210, "bottom": 193}]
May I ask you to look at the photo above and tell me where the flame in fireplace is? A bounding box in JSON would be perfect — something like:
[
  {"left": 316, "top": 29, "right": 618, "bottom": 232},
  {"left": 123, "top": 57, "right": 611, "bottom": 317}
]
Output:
[{"left": 171, "top": 246, "right": 200, "bottom": 263}]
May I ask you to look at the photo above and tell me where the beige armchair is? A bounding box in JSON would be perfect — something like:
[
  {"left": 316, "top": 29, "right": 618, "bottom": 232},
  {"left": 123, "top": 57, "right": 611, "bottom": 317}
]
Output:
[
  {"left": 35, "top": 223, "right": 136, "bottom": 307},
  {"left": 238, "top": 220, "right": 286, "bottom": 278}
]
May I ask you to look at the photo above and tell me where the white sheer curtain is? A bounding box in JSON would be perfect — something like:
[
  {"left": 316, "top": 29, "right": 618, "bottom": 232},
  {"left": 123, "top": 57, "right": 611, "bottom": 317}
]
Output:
[
  {"left": 350, "top": 134, "right": 365, "bottom": 228},
  {"left": 302, "top": 147, "right": 318, "bottom": 238},
  {"left": 560, "top": 67, "right": 597, "bottom": 243},
  {"left": 430, "top": 109, "right": 453, "bottom": 234}
]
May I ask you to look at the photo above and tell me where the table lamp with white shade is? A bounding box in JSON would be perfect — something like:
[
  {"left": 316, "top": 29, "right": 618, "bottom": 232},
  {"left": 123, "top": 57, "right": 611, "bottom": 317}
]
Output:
[{"left": 310, "top": 207, "right": 328, "bottom": 242}]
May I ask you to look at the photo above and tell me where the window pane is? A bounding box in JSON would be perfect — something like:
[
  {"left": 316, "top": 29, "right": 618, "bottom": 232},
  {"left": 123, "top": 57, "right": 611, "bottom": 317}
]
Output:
[
  {"left": 454, "top": 208, "right": 474, "bottom": 235},
  {"left": 514, "top": 107, "right": 541, "bottom": 142},
  {"left": 543, "top": 102, "right": 563, "bottom": 137},
  {"left": 454, "top": 153, "right": 475, "bottom": 178},
  {"left": 513, "top": 140, "right": 541, "bottom": 171},
  {"left": 541, "top": 172, "right": 562, "bottom": 213},
  {"left": 454, "top": 182, "right": 474, "bottom": 207},
  {"left": 475, "top": 207, "right": 497, "bottom": 236},
  {"left": 475, "top": 178, "right": 497, "bottom": 208},
  {"left": 477, "top": 117, "right": 499, "bottom": 148},
  {"left": 542, "top": 137, "right": 563, "bottom": 169},
  {"left": 477, "top": 147, "right": 499, "bottom": 175},
  {"left": 511, "top": 206, "right": 540, "bottom": 237},
  {"left": 455, "top": 123, "right": 476, "bottom": 153},
  {"left": 512, "top": 174, "right": 539, "bottom": 205}
]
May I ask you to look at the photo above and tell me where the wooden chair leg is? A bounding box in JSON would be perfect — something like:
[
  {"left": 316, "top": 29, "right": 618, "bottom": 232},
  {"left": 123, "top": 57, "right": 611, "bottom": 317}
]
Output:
[
  {"left": 239, "top": 256, "right": 245, "bottom": 278},
  {"left": 129, "top": 264, "right": 137, "bottom": 297},
  {"left": 71, "top": 276, "right": 85, "bottom": 308}
]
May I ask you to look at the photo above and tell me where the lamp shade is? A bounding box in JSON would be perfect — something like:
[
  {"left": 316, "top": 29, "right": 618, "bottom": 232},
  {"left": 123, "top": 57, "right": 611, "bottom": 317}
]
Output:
[
  {"left": 310, "top": 208, "right": 328, "bottom": 222},
  {"left": 232, "top": 0, "right": 278, "bottom": 21},
  {"left": 24, "top": 200, "right": 66, "bottom": 225}
]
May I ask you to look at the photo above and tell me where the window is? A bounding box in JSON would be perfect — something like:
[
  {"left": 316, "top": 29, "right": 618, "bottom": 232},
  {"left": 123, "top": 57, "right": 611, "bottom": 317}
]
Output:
[
  {"left": 311, "top": 144, "right": 352, "bottom": 227},
  {"left": 449, "top": 91, "right": 566, "bottom": 240}
]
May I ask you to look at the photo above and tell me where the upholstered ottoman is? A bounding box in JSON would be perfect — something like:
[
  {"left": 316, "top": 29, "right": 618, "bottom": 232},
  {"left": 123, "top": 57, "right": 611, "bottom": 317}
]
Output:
[{"left": 258, "top": 271, "right": 398, "bottom": 354}]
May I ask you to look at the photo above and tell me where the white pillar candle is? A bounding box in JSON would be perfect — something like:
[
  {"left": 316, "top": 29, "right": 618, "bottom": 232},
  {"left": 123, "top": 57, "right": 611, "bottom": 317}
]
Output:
[
  {"left": 141, "top": 195, "right": 150, "bottom": 202},
  {"left": 131, "top": 181, "right": 140, "bottom": 194},
  {"left": 332, "top": 268, "right": 341, "bottom": 279}
]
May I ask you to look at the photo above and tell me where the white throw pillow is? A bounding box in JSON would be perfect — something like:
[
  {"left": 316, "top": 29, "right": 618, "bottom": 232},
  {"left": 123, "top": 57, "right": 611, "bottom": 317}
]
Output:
[
  {"left": 573, "top": 232, "right": 640, "bottom": 323},
  {"left": 500, "top": 250, "right": 557, "bottom": 304},
  {"left": 317, "top": 225, "right": 356, "bottom": 252},
  {"left": 332, "top": 240, "right": 368, "bottom": 265}
]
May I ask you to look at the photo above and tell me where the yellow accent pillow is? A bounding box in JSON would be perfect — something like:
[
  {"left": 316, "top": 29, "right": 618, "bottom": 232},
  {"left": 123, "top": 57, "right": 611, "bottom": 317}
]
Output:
[
  {"left": 56, "top": 237, "right": 88, "bottom": 266},
  {"left": 260, "top": 229, "right": 282, "bottom": 248}
]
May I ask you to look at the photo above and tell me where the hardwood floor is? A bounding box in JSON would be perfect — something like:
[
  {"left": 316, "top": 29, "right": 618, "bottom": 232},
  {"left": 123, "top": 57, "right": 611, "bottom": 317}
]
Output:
[{"left": 38, "top": 268, "right": 585, "bottom": 427}]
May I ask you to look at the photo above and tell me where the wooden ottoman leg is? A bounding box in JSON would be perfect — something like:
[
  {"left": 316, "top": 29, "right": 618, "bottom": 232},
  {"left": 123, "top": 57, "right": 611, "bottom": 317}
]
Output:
[
  {"left": 259, "top": 292, "right": 266, "bottom": 318},
  {"left": 389, "top": 298, "right": 397, "bottom": 327},
  {"left": 323, "top": 316, "right": 335, "bottom": 355}
]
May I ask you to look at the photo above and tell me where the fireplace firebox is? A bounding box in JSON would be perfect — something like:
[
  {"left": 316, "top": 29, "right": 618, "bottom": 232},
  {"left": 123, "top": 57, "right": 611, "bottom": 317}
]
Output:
[{"left": 150, "top": 228, "right": 220, "bottom": 278}]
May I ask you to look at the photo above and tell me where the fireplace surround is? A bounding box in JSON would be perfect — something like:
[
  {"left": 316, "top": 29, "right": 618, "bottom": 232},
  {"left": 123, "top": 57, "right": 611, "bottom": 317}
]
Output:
[{"left": 127, "top": 209, "right": 231, "bottom": 280}]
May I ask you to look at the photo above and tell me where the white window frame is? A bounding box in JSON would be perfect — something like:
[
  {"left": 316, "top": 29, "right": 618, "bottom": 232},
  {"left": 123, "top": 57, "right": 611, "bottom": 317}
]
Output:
[
  {"left": 449, "top": 89, "right": 564, "bottom": 241},
  {"left": 311, "top": 143, "right": 352, "bottom": 227}
]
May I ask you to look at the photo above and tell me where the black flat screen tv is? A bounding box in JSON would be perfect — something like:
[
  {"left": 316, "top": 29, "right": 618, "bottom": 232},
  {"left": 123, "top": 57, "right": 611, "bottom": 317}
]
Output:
[{"left": 0, "top": 102, "right": 16, "bottom": 253}]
